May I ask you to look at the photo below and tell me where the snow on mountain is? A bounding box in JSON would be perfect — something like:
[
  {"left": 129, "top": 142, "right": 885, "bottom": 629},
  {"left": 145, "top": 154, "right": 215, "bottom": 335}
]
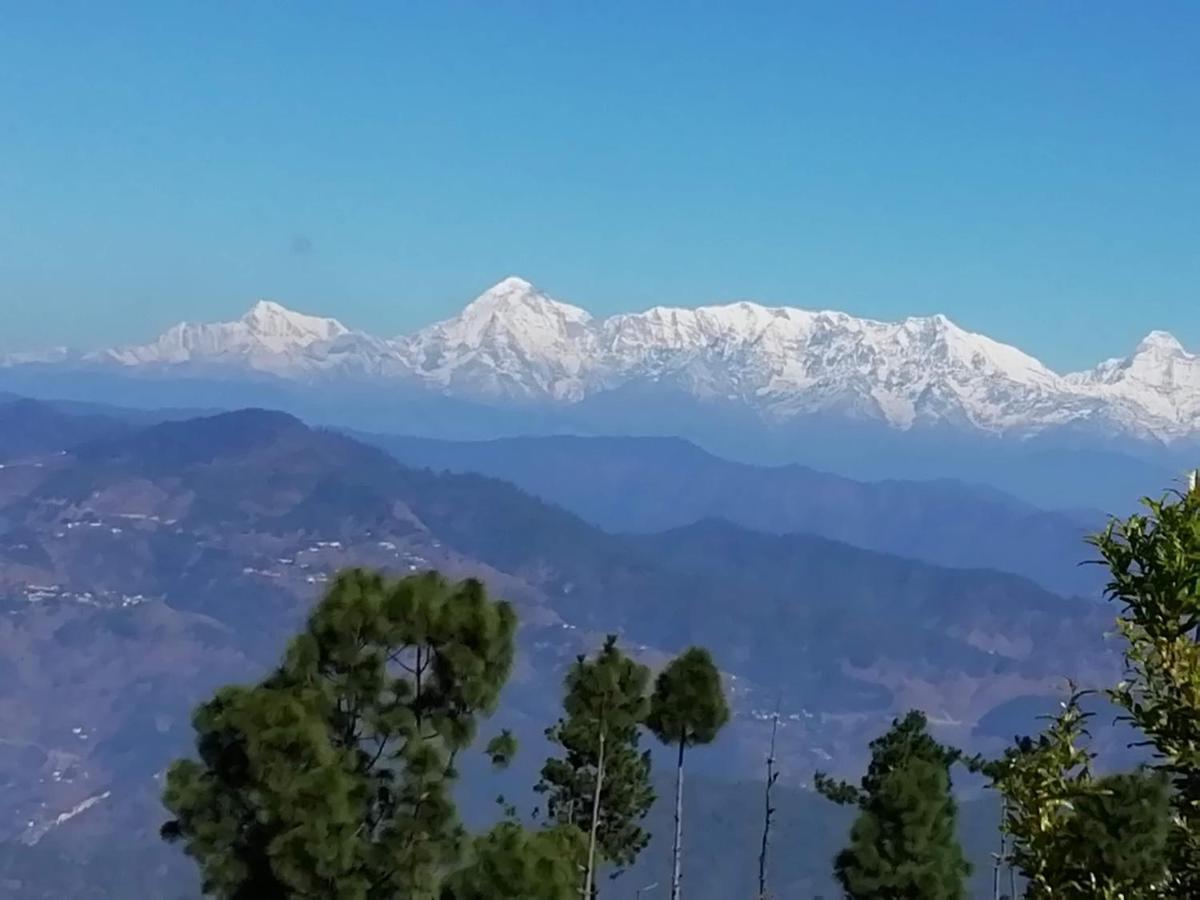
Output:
[
  {"left": 595, "top": 303, "right": 1073, "bottom": 429},
  {"left": 91, "top": 300, "right": 351, "bottom": 372},
  {"left": 1067, "top": 330, "right": 1200, "bottom": 430},
  {"left": 395, "top": 285, "right": 1122, "bottom": 434},
  {"left": 395, "top": 284, "right": 1198, "bottom": 438},
  {"left": 394, "top": 277, "right": 597, "bottom": 401},
  {"left": 0, "top": 346, "right": 71, "bottom": 366},
  {"left": 9, "top": 278, "right": 1200, "bottom": 441}
]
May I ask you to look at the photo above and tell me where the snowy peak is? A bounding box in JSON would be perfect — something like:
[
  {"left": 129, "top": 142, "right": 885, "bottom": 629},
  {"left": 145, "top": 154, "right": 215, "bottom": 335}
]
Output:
[
  {"left": 97, "top": 300, "right": 350, "bottom": 368},
  {"left": 238, "top": 300, "right": 349, "bottom": 347},
  {"left": 1119, "top": 330, "right": 1195, "bottom": 389},
  {"left": 462, "top": 276, "right": 540, "bottom": 311},
  {"left": 395, "top": 278, "right": 597, "bottom": 401},
  {"left": 1066, "top": 330, "right": 1200, "bottom": 427},
  {"left": 1072, "top": 330, "right": 1196, "bottom": 386},
  {"left": 1135, "top": 330, "right": 1186, "bottom": 356},
  {"left": 451, "top": 277, "right": 593, "bottom": 338}
]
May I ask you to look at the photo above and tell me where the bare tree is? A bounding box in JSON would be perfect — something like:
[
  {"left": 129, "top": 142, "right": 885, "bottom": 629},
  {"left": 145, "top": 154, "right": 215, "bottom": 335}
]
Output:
[{"left": 758, "top": 703, "right": 781, "bottom": 899}]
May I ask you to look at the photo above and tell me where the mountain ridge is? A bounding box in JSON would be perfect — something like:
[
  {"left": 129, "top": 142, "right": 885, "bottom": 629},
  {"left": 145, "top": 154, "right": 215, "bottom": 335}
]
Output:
[
  {"left": 364, "top": 429, "right": 1103, "bottom": 596},
  {"left": 6, "top": 276, "right": 1200, "bottom": 442}
]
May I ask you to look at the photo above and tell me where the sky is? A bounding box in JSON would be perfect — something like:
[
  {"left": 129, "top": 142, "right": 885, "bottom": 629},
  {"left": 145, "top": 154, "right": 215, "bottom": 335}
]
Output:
[{"left": 1, "top": 2, "right": 1197, "bottom": 370}]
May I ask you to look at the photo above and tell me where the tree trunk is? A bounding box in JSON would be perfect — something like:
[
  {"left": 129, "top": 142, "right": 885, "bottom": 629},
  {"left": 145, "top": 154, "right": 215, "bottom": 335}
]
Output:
[
  {"left": 993, "top": 797, "right": 1006, "bottom": 900},
  {"left": 583, "top": 723, "right": 606, "bottom": 899},
  {"left": 758, "top": 708, "right": 779, "bottom": 900},
  {"left": 670, "top": 739, "right": 685, "bottom": 900}
]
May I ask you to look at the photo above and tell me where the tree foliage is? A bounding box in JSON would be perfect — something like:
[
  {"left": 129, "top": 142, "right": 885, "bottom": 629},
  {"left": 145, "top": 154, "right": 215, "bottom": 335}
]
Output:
[
  {"left": 1090, "top": 487, "right": 1200, "bottom": 893},
  {"left": 1062, "top": 770, "right": 1172, "bottom": 895},
  {"left": 537, "top": 634, "right": 655, "bottom": 894},
  {"left": 982, "top": 686, "right": 1172, "bottom": 898},
  {"left": 647, "top": 647, "right": 730, "bottom": 749},
  {"left": 161, "top": 569, "right": 516, "bottom": 899},
  {"left": 646, "top": 646, "right": 730, "bottom": 900},
  {"left": 816, "top": 710, "right": 969, "bottom": 900},
  {"left": 439, "top": 821, "right": 584, "bottom": 900}
]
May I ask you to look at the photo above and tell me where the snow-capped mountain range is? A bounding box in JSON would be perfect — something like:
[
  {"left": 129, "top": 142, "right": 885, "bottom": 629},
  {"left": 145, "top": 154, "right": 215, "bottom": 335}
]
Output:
[{"left": 7, "top": 277, "right": 1200, "bottom": 442}]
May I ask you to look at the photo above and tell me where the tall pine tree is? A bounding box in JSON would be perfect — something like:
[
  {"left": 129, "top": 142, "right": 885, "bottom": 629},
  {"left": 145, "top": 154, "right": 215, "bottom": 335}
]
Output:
[
  {"left": 646, "top": 647, "right": 730, "bottom": 900},
  {"left": 537, "top": 635, "right": 655, "bottom": 897},
  {"left": 160, "top": 568, "right": 516, "bottom": 899},
  {"left": 816, "top": 710, "right": 970, "bottom": 900}
]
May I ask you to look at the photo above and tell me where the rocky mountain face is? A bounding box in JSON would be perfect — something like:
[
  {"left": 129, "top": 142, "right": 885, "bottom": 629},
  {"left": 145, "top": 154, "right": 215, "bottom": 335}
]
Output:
[{"left": 7, "top": 278, "right": 1200, "bottom": 443}]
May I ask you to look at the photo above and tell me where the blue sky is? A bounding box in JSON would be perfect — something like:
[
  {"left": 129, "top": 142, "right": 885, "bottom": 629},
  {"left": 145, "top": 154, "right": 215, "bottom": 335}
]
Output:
[{"left": 1, "top": 2, "right": 1197, "bottom": 369}]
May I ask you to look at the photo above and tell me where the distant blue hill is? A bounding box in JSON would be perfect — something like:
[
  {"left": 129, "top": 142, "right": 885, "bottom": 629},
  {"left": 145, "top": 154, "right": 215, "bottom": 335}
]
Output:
[
  {"left": 362, "top": 430, "right": 1110, "bottom": 597},
  {"left": 2, "top": 366, "right": 1188, "bottom": 513}
]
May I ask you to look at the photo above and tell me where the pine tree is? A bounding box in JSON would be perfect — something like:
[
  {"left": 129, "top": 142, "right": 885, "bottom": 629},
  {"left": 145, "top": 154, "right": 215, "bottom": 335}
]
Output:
[
  {"left": 815, "top": 710, "right": 970, "bottom": 900},
  {"left": 160, "top": 568, "right": 516, "bottom": 899},
  {"left": 536, "top": 635, "right": 655, "bottom": 897},
  {"left": 1090, "top": 485, "right": 1200, "bottom": 892},
  {"left": 440, "top": 821, "right": 585, "bottom": 900},
  {"left": 646, "top": 647, "right": 730, "bottom": 900},
  {"left": 1062, "top": 770, "right": 1172, "bottom": 892}
]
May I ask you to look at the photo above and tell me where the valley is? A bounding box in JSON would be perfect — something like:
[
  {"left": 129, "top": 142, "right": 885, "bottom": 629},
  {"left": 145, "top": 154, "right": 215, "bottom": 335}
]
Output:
[{"left": 0, "top": 395, "right": 1136, "bottom": 895}]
